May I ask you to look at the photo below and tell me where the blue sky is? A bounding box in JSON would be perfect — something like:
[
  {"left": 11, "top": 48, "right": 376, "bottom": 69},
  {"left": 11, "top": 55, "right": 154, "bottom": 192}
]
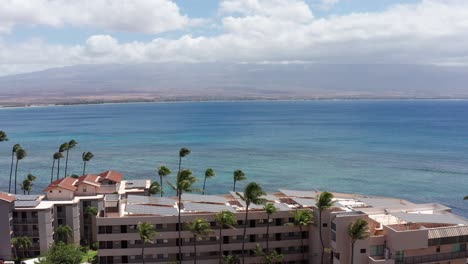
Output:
[{"left": 0, "top": 0, "right": 467, "bottom": 76}]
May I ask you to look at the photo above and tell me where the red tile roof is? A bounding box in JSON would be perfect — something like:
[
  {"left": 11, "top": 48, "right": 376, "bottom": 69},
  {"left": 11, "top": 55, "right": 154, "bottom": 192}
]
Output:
[
  {"left": 0, "top": 192, "right": 16, "bottom": 202},
  {"left": 76, "top": 174, "right": 101, "bottom": 187},
  {"left": 99, "top": 170, "right": 123, "bottom": 183},
  {"left": 45, "top": 177, "right": 78, "bottom": 192}
]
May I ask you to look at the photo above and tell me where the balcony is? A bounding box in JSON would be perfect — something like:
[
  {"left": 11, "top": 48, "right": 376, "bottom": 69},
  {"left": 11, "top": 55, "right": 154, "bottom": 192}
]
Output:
[
  {"left": 396, "top": 250, "right": 468, "bottom": 264},
  {"left": 369, "top": 256, "right": 394, "bottom": 264}
]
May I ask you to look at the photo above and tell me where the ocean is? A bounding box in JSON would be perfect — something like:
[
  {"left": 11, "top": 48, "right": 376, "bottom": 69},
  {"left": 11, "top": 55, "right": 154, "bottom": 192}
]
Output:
[{"left": 0, "top": 100, "right": 467, "bottom": 216}]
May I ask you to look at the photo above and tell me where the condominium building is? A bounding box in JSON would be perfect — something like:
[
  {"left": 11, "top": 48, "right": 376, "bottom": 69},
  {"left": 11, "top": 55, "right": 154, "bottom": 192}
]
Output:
[{"left": 1, "top": 171, "right": 467, "bottom": 264}]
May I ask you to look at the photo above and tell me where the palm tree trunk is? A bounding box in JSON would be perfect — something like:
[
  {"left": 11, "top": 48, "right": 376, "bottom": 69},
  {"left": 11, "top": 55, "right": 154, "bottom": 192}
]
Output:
[
  {"left": 83, "top": 161, "right": 86, "bottom": 176},
  {"left": 9, "top": 152, "right": 14, "bottom": 193},
  {"left": 160, "top": 175, "right": 163, "bottom": 197},
  {"left": 57, "top": 159, "right": 61, "bottom": 180},
  {"left": 14, "top": 159, "right": 19, "bottom": 194},
  {"left": 319, "top": 211, "right": 325, "bottom": 264},
  {"left": 300, "top": 226, "right": 305, "bottom": 263},
  {"left": 177, "top": 156, "right": 182, "bottom": 196},
  {"left": 142, "top": 243, "right": 145, "bottom": 264},
  {"left": 266, "top": 214, "right": 271, "bottom": 253},
  {"left": 233, "top": 180, "right": 236, "bottom": 192},
  {"left": 350, "top": 241, "right": 355, "bottom": 264},
  {"left": 194, "top": 235, "right": 197, "bottom": 264},
  {"left": 219, "top": 226, "right": 223, "bottom": 264},
  {"left": 202, "top": 176, "right": 207, "bottom": 195},
  {"left": 178, "top": 192, "right": 183, "bottom": 263},
  {"left": 51, "top": 159, "right": 55, "bottom": 183},
  {"left": 242, "top": 205, "right": 249, "bottom": 264},
  {"left": 64, "top": 149, "right": 69, "bottom": 177}
]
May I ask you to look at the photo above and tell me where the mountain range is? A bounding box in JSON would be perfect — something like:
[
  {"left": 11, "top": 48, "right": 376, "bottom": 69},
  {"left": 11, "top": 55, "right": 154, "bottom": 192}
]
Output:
[{"left": 1, "top": 63, "right": 467, "bottom": 106}]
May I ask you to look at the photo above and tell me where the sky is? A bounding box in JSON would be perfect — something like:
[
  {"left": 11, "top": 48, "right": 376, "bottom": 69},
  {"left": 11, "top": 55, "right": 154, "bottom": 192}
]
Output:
[{"left": 0, "top": 0, "right": 467, "bottom": 77}]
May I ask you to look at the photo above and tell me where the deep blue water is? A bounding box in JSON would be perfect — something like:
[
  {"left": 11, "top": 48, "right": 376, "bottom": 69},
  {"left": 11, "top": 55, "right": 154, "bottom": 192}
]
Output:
[{"left": 0, "top": 100, "right": 467, "bottom": 216}]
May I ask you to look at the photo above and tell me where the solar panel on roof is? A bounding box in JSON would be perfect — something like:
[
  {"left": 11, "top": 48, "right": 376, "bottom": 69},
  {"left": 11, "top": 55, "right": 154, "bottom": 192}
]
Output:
[
  {"left": 392, "top": 212, "right": 468, "bottom": 225},
  {"left": 290, "top": 197, "right": 316, "bottom": 207},
  {"left": 15, "top": 195, "right": 39, "bottom": 201},
  {"left": 126, "top": 204, "right": 178, "bottom": 216},
  {"left": 127, "top": 195, "right": 176, "bottom": 206},
  {"left": 15, "top": 201, "right": 40, "bottom": 208},
  {"left": 279, "top": 189, "right": 317, "bottom": 198},
  {"left": 183, "top": 203, "right": 236, "bottom": 213},
  {"left": 181, "top": 193, "right": 227, "bottom": 204}
]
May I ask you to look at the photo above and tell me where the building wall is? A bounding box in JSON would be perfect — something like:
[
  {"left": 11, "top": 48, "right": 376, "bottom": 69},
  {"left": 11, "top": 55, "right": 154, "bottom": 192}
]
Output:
[
  {"left": 75, "top": 183, "right": 99, "bottom": 196},
  {"left": 0, "top": 200, "right": 13, "bottom": 260},
  {"left": 46, "top": 187, "right": 74, "bottom": 200},
  {"left": 38, "top": 209, "right": 54, "bottom": 255}
]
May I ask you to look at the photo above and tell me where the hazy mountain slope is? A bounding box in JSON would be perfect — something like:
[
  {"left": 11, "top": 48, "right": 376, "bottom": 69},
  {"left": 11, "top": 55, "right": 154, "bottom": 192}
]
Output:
[{"left": 0, "top": 63, "right": 467, "bottom": 104}]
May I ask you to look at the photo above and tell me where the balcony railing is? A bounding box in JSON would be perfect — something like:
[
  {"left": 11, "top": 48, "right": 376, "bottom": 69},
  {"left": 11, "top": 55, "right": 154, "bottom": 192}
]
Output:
[{"left": 396, "top": 250, "right": 468, "bottom": 264}]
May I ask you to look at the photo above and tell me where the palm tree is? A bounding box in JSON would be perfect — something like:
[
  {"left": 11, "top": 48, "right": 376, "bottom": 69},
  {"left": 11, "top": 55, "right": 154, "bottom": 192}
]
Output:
[
  {"left": 51, "top": 152, "right": 64, "bottom": 183},
  {"left": 56, "top": 150, "right": 64, "bottom": 180},
  {"left": 20, "top": 174, "right": 36, "bottom": 195},
  {"left": 167, "top": 168, "right": 197, "bottom": 263},
  {"left": 158, "top": 166, "right": 171, "bottom": 197},
  {"left": 264, "top": 203, "right": 278, "bottom": 252},
  {"left": 254, "top": 245, "right": 284, "bottom": 264},
  {"left": 82, "top": 151, "right": 94, "bottom": 175},
  {"left": 9, "top": 144, "right": 21, "bottom": 193},
  {"left": 137, "top": 222, "right": 158, "bottom": 264},
  {"left": 316, "top": 191, "right": 335, "bottom": 264},
  {"left": 223, "top": 255, "right": 240, "bottom": 264},
  {"left": 59, "top": 142, "right": 69, "bottom": 177},
  {"left": 149, "top": 182, "right": 162, "bottom": 196},
  {"left": 202, "top": 168, "right": 216, "bottom": 195},
  {"left": 177, "top": 147, "right": 191, "bottom": 196},
  {"left": 233, "top": 170, "right": 247, "bottom": 192},
  {"left": 464, "top": 196, "right": 468, "bottom": 200},
  {"left": 348, "top": 219, "right": 370, "bottom": 264},
  {"left": 11, "top": 236, "right": 32, "bottom": 259},
  {"left": 0, "top": 131, "right": 8, "bottom": 142},
  {"left": 186, "top": 218, "right": 213, "bottom": 264},
  {"left": 56, "top": 224, "right": 73, "bottom": 243},
  {"left": 287, "top": 209, "right": 313, "bottom": 263},
  {"left": 14, "top": 148, "right": 27, "bottom": 194},
  {"left": 64, "top": 140, "right": 78, "bottom": 177},
  {"left": 236, "top": 182, "right": 266, "bottom": 264},
  {"left": 215, "top": 210, "right": 237, "bottom": 264}
]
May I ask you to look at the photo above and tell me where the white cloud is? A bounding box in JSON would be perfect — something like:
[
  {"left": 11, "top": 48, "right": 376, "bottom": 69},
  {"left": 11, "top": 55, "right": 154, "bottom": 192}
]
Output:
[
  {"left": 0, "top": 0, "right": 196, "bottom": 34},
  {"left": 319, "top": 0, "right": 340, "bottom": 10},
  {"left": 2, "top": 0, "right": 468, "bottom": 76}
]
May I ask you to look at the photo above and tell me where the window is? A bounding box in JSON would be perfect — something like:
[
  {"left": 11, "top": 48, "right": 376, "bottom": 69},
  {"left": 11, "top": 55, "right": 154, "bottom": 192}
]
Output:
[
  {"left": 83, "top": 186, "right": 87, "bottom": 192},
  {"left": 370, "top": 245, "right": 384, "bottom": 256},
  {"left": 360, "top": 249, "right": 366, "bottom": 254},
  {"left": 322, "top": 223, "right": 328, "bottom": 228},
  {"left": 59, "top": 190, "right": 62, "bottom": 193}
]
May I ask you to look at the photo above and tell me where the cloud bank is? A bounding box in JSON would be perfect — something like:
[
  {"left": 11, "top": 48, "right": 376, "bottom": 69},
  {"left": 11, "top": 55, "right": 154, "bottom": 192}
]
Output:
[{"left": 1, "top": 0, "right": 468, "bottom": 76}]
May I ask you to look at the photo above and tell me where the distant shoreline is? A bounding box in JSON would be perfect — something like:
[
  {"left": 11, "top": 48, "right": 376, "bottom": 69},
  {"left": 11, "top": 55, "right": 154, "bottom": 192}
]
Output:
[{"left": 1, "top": 97, "right": 468, "bottom": 109}]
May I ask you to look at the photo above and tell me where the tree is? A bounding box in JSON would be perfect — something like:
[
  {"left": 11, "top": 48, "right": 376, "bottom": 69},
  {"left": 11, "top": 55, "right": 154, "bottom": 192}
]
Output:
[
  {"left": 236, "top": 182, "right": 266, "bottom": 264},
  {"left": 51, "top": 152, "right": 64, "bottom": 183},
  {"left": 316, "top": 191, "right": 335, "bottom": 264},
  {"left": 348, "top": 219, "right": 370, "bottom": 264},
  {"left": 264, "top": 203, "right": 278, "bottom": 252},
  {"left": 167, "top": 168, "right": 197, "bottom": 263},
  {"left": 56, "top": 225, "right": 73, "bottom": 243},
  {"left": 0, "top": 131, "right": 8, "bottom": 142},
  {"left": 14, "top": 148, "right": 27, "bottom": 194},
  {"left": 64, "top": 140, "right": 78, "bottom": 177},
  {"left": 11, "top": 236, "right": 32, "bottom": 259},
  {"left": 158, "top": 165, "right": 171, "bottom": 197},
  {"left": 84, "top": 207, "right": 98, "bottom": 245},
  {"left": 37, "top": 242, "right": 83, "bottom": 264},
  {"left": 233, "top": 170, "right": 247, "bottom": 192},
  {"left": 224, "top": 255, "right": 240, "bottom": 264},
  {"left": 137, "top": 222, "right": 158, "bottom": 264},
  {"left": 202, "top": 168, "right": 216, "bottom": 195},
  {"left": 287, "top": 209, "right": 313, "bottom": 263},
  {"left": 82, "top": 152, "right": 94, "bottom": 175},
  {"left": 254, "top": 244, "right": 284, "bottom": 264},
  {"left": 9, "top": 144, "right": 21, "bottom": 193},
  {"left": 149, "top": 182, "right": 162, "bottom": 196},
  {"left": 177, "top": 147, "right": 191, "bottom": 196},
  {"left": 464, "top": 196, "right": 468, "bottom": 200},
  {"left": 20, "top": 174, "right": 36, "bottom": 195},
  {"left": 186, "top": 218, "right": 213, "bottom": 264},
  {"left": 56, "top": 150, "right": 64, "bottom": 180},
  {"left": 59, "top": 142, "right": 69, "bottom": 177},
  {"left": 215, "top": 210, "right": 237, "bottom": 264}
]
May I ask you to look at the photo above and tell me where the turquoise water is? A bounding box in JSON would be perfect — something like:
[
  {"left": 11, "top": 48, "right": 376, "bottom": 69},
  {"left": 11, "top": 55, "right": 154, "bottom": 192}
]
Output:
[{"left": 0, "top": 100, "right": 467, "bottom": 216}]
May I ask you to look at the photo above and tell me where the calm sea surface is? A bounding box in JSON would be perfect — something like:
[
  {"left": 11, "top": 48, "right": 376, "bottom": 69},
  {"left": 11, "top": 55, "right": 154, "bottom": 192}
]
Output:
[{"left": 0, "top": 100, "right": 467, "bottom": 216}]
